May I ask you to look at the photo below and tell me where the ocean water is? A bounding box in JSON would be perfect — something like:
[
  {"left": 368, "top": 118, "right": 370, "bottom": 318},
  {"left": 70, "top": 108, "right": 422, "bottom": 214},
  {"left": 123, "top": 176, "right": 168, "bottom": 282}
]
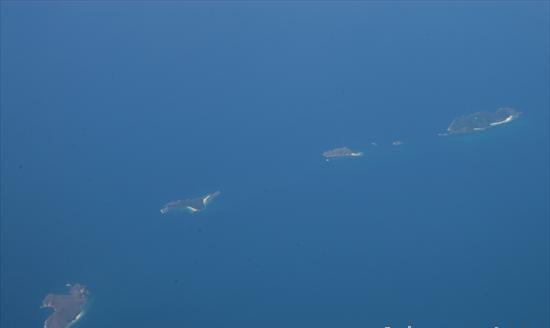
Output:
[{"left": 1, "top": 2, "right": 548, "bottom": 328}]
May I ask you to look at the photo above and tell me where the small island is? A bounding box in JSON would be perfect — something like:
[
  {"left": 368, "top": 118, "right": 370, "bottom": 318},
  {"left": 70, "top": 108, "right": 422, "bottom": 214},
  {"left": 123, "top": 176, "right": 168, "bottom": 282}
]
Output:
[
  {"left": 443, "top": 107, "right": 521, "bottom": 135},
  {"left": 322, "top": 147, "right": 364, "bottom": 161},
  {"left": 42, "top": 283, "right": 89, "bottom": 328},
  {"left": 160, "top": 191, "right": 221, "bottom": 214}
]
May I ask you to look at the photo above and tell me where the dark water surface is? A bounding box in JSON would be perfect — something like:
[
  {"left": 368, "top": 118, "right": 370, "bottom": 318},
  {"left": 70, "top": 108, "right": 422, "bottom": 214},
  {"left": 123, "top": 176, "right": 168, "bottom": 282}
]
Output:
[{"left": 1, "top": 2, "right": 548, "bottom": 328}]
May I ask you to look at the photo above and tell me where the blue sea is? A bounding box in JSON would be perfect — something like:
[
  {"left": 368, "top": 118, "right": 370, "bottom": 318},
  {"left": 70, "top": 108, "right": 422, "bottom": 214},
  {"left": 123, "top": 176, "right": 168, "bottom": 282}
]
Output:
[{"left": 1, "top": 2, "right": 548, "bottom": 328}]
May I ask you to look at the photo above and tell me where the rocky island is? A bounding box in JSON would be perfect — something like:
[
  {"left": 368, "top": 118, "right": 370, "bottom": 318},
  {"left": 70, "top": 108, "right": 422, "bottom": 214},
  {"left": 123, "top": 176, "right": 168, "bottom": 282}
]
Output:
[
  {"left": 322, "top": 147, "right": 364, "bottom": 161},
  {"left": 443, "top": 107, "right": 521, "bottom": 135},
  {"left": 42, "top": 283, "right": 88, "bottom": 328},
  {"left": 161, "top": 190, "right": 221, "bottom": 214}
]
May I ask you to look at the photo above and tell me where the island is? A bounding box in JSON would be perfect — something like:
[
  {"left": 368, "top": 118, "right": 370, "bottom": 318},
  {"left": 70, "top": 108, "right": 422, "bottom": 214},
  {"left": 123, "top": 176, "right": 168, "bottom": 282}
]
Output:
[
  {"left": 322, "top": 147, "right": 364, "bottom": 161},
  {"left": 42, "top": 283, "right": 89, "bottom": 328},
  {"left": 443, "top": 107, "right": 521, "bottom": 135},
  {"left": 160, "top": 191, "right": 221, "bottom": 214}
]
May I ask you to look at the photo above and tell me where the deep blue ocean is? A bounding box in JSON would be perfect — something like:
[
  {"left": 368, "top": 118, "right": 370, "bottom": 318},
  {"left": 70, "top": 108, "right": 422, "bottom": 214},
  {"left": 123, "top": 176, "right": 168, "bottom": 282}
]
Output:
[{"left": 1, "top": 3, "right": 549, "bottom": 328}]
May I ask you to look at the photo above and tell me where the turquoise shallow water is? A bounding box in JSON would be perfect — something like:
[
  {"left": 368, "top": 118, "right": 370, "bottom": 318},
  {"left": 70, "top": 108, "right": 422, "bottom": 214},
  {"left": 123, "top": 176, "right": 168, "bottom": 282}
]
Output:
[{"left": 1, "top": 3, "right": 549, "bottom": 328}]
